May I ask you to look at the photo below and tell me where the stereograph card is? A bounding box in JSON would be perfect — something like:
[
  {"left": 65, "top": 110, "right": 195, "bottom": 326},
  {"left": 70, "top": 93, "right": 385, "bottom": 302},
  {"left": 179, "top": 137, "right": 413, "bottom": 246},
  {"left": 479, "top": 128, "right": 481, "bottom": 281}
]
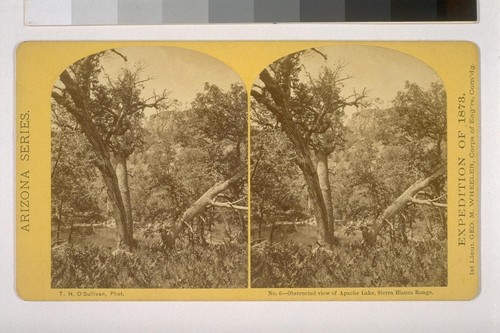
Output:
[{"left": 16, "top": 41, "right": 479, "bottom": 301}]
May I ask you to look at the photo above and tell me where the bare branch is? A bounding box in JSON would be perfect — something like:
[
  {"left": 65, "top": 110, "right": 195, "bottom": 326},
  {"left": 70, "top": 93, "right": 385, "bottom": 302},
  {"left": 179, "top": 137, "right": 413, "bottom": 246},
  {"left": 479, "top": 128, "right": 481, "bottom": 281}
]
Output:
[
  {"left": 250, "top": 141, "right": 265, "bottom": 182},
  {"left": 310, "top": 48, "right": 328, "bottom": 61},
  {"left": 210, "top": 194, "right": 248, "bottom": 211},
  {"left": 171, "top": 167, "right": 247, "bottom": 239},
  {"left": 209, "top": 201, "right": 248, "bottom": 211},
  {"left": 51, "top": 139, "right": 64, "bottom": 179},
  {"left": 183, "top": 221, "right": 193, "bottom": 233},
  {"left": 110, "top": 49, "right": 128, "bottom": 62},
  {"left": 411, "top": 197, "right": 447, "bottom": 208}
]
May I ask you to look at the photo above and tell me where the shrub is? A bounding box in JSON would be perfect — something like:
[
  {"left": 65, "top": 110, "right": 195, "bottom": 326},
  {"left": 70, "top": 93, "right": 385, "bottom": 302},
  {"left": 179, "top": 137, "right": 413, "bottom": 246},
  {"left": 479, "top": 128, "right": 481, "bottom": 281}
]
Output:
[
  {"left": 52, "top": 242, "right": 247, "bottom": 288},
  {"left": 251, "top": 240, "right": 447, "bottom": 288}
]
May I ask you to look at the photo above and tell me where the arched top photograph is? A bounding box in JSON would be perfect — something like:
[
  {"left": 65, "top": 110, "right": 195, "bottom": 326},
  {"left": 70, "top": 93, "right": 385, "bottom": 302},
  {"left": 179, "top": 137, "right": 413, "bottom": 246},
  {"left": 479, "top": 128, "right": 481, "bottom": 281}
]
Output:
[
  {"left": 250, "top": 45, "right": 447, "bottom": 289},
  {"left": 50, "top": 46, "right": 248, "bottom": 289}
]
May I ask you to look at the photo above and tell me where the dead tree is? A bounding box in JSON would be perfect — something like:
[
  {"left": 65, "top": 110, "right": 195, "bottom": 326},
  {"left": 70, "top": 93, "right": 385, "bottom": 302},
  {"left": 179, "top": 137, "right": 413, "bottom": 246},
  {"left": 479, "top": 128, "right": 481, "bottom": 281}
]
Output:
[{"left": 365, "top": 164, "right": 447, "bottom": 244}]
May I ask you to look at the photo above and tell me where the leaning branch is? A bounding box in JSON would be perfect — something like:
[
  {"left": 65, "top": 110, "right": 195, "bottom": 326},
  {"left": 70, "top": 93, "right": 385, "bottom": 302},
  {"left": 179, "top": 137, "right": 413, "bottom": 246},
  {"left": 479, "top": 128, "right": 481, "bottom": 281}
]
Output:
[
  {"left": 110, "top": 49, "right": 128, "bottom": 62},
  {"left": 368, "top": 164, "right": 447, "bottom": 242},
  {"left": 209, "top": 201, "right": 248, "bottom": 211},
  {"left": 209, "top": 194, "right": 247, "bottom": 210},
  {"left": 51, "top": 139, "right": 64, "bottom": 180},
  {"left": 171, "top": 167, "right": 247, "bottom": 239},
  {"left": 310, "top": 48, "right": 328, "bottom": 61},
  {"left": 410, "top": 197, "right": 447, "bottom": 208}
]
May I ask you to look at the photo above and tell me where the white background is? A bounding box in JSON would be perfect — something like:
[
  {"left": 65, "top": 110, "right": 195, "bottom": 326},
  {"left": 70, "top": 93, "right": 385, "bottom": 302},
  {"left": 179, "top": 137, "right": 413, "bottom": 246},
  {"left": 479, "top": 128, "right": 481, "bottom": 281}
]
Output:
[{"left": 1, "top": 1, "right": 499, "bottom": 332}]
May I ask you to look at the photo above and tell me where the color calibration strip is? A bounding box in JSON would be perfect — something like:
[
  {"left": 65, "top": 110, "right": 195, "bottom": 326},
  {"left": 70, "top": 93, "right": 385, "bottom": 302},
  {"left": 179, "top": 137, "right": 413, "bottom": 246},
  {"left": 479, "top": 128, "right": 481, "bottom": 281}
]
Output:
[{"left": 26, "top": 0, "right": 477, "bottom": 25}]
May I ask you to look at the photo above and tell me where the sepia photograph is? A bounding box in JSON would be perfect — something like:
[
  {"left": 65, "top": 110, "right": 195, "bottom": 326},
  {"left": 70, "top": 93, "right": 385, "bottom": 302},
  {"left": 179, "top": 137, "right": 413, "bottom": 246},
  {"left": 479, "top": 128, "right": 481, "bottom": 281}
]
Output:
[
  {"left": 250, "top": 45, "right": 448, "bottom": 288},
  {"left": 50, "top": 46, "right": 248, "bottom": 288},
  {"left": 4, "top": 0, "right": 494, "bottom": 325},
  {"left": 15, "top": 41, "right": 478, "bottom": 301}
]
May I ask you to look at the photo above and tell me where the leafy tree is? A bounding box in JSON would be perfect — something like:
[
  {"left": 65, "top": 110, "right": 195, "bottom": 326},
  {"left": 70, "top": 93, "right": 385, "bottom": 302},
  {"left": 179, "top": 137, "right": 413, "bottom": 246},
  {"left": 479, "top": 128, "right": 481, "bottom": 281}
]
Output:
[
  {"left": 251, "top": 127, "right": 306, "bottom": 240},
  {"left": 392, "top": 81, "right": 446, "bottom": 161},
  {"left": 139, "top": 83, "right": 249, "bottom": 244},
  {"left": 51, "top": 50, "right": 168, "bottom": 249},
  {"left": 51, "top": 105, "right": 103, "bottom": 244},
  {"left": 251, "top": 50, "right": 366, "bottom": 244},
  {"left": 190, "top": 83, "right": 247, "bottom": 182},
  {"left": 363, "top": 82, "right": 447, "bottom": 243}
]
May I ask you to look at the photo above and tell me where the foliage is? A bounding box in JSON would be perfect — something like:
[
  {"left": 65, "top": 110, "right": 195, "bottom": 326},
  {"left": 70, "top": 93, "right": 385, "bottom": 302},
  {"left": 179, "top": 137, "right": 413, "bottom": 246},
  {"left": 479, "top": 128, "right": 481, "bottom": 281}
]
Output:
[
  {"left": 51, "top": 49, "right": 248, "bottom": 288},
  {"left": 51, "top": 50, "right": 172, "bottom": 247},
  {"left": 130, "top": 83, "right": 248, "bottom": 228},
  {"left": 51, "top": 108, "right": 104, "bottom": 234},
  {"left": 392, "top": 82, "right": 446, "bottom": 145},
  {"left": 52, "top": 242, "right": 247, "bottom": 288},
  {"left": 251, "top": 240, "right": 447, "bottom": 288},
  {"left": 251, "top": 50, "right": 368, "bottom": 244},
  {"left": 251, "top": 127, "right": 307, "bottom": 222},
  {"left": 251, "top": 50, "right": 366, "bottom": 162},
  {"left": 53, "top": 52, "right": 155, "bottom": 157},
  {"left": 331, "top": 82, "right": 447, "bottom": 231},
  {"left": 190, "top": 83, "right": 248, "bottom": 194}
]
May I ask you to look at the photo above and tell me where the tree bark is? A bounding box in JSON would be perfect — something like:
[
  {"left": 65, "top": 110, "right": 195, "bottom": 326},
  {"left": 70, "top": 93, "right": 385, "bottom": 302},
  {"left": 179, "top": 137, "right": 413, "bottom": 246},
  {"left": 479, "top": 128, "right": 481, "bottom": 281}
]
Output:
[
  {"left": 270, "top": 220, "right": 277, "bottom": 244},
  {"left": 100, "top": 160, "right": 135, "bottom": 249},
  {"left": 56, "top": 197, "right": 63, "bottom": 244},
  {"left": 251, "top": 68, "right": 334, "bottom": 245},
  {"left": 68, "top": 218, "right": 75, "bottom": 244},
  {"left": 257, "top": 200, "right": 264, "bottom": 238},
  {"left": 52, "top": 69, "right": 135, "bottom": 250},
  {"left": 251, "top": 87, "right": 334, "bottom": 244},
  {"left": 113, "top": 151, "right": 134, "bottom": 239},
  {"left": 171, "top": 167, "right": 247, "bottom": 240},
  {"left": 316, "top": 150, "right": 335, "bottom": 241},
  {"left": 367, "top": 164, "right": 446, "bottom": 243},
  {"left": 106, "top": 196, "right": 113, "bottom": 218}
]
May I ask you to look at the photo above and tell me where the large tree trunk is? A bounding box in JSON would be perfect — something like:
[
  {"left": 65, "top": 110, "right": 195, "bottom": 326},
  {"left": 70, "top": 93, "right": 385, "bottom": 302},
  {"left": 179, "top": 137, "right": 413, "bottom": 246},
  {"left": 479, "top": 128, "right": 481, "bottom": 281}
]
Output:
[
  {"left": 366, "top": 164, "right": 447, "bottom": 244},
  {"left": 269, "top": 220, "right": 277, "bottom": 244},
  {"left": 316, "top": 150, "right": 335, "bottom": 242},
  {"left": 113, "top": 151, "right": 134, "bottom": 240},
  {"left": 251, "top": 68, "right": 334, "bottom": 245},
  {"left": 106, "top": 196, "right": 113, "bottom": 218},
  {"left": 257, "top": 199, "right": 264, "bottom": 238},
  {"left": 99, "top": 158, "right": 135, "bottom": 249},
  {"left": 299, "top": 155, "right": 332, "bottom": 244},
  {"left": 52, "top": 70, "right": 135, "bottom": 250},
  {"left": 262, "top": 137, "right": 332, "bottom": 245},
  {"left": 171, "top": 167, "right": 247, "bottom": 240},
  {"left": 68, "top": 218, "right": 75, "bottom": 244},
  {"left": 56, "top": 197, "right": 63, "bottom": 244},
  {"left": 277, "top": 114, "right": 332, "bottom": 244}
]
